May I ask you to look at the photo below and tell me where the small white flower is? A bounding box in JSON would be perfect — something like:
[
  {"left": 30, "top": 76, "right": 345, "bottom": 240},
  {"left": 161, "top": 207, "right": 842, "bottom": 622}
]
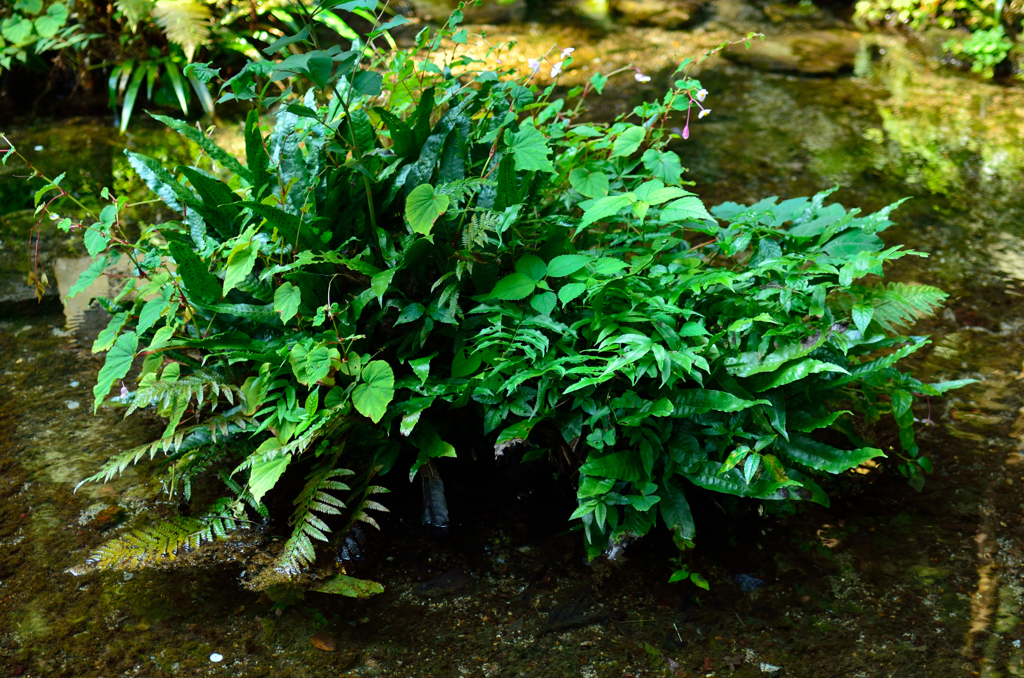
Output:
[
  {"left": 698, "top": 108, "right": 711, "bottom": 119},
  {"left": 527, "top": 58, "right": 541, "bottom": 76},
  {"left": 696, "top": 88, "right": 708, "bottom": 102},
  {"left": 550, "top": 61, "right": 564, "bottom": 78},
  {"left": 560, "top": 47, "right": 575, "bottom": 59},
  {"left": 634, "top": 72, "right": 651, "bottom": 83}
]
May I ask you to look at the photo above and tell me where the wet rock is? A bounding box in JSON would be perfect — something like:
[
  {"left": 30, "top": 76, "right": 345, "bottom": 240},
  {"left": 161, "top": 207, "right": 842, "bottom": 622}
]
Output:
[
  {"left": 0, "top": 273, "right": 61, "bottom": 317},
  {"left": 91, "top": 504, "right": 127, "bottom": 531},
  {"left": 311, "top": 631, "right": 338, "bottom": 652},
  {"left": 409, "top": 0, "right": 526, "bottom": 23},
  {"left": 763, "top": 0, "right": 823, "bottom": 23},
  {"left": 414, "top": 568, "right": 475, "bottom": 597},
  {"left": 725, "top": 30, "right": 862, "bottom": 75},
  {"left": 610, "top": 0, "right": 707, "bottom": 28},
  {"left": 733, "top": 573, "right": 767, "bottom": 591},
  {"left": 538, "top": 590, "right": 610, "bottom": 635}
]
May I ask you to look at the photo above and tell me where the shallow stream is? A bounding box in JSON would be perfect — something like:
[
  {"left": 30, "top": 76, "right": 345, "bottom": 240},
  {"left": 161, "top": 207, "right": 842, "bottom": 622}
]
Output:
[{"left": 2, "top": 9, "right": 1024, "bottom": 678}]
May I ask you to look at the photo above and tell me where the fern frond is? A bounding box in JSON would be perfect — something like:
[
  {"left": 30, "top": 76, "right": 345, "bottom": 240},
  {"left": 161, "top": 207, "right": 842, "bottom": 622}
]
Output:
[
  {"left": 127, "top": 371, "right": 239, "bottom": 418},
  {"left": 275, "top": 463, "right": 355, "bottom": 575},
  {"left": 152, "top": 0, "right": 211, "bottom": 61},
  {"left": 462, "top": 211, "right": 500, "bottom": 250},
  {"left": 115, "top": 0, "right": 155, "bottom": 31},
  {"left": 437, "top": 178, "right": 492, "bottom": 208},
  {"left": 871, "top": 282, "right": 947, "bottom": 333},
  {"left": 83, "top": 502, "right": 245, "bottom": 571},
  {"left": 77, "top": 413, "right": 248, "bottom": 489}
]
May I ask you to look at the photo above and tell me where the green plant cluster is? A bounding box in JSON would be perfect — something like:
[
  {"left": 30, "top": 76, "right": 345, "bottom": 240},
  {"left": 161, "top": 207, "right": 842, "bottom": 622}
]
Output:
[
  {"left": 855, "top": 0, "right": 1022, "bottom": 78},
  {"left": 17, "top": 4, "right": 968, "bottom": 591},
  {"left": 0, "top": 0, "right": 81, "bottom": 71},
  {"left": 0, "top": 0, "right": 386, "bottom": 131}
]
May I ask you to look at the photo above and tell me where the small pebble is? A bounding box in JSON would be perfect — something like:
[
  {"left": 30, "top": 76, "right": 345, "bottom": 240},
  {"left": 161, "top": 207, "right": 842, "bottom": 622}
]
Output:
[
  {"left": 66, "top": 401, "right": 80, "bottom": 410},
  {"left": 33, "top": 145, "right": 44, "bottom": 151},
  {"left": 123, "top": 573, "right": 134, "bottom": 582},
  {"left": 70, "top": 381, "right": 79, "bottom": 387},
  {"left": 209, "top": 653, "right": 223, "bottom": 662}
]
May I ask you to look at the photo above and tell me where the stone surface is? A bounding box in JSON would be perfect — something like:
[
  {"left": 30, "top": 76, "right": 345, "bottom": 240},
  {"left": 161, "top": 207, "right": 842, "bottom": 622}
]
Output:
[
  {"left": 610, "top": 0, "right": 707, "bottom": 28},
  {"left": 725, "top": 30, "right": 863, "bottom": 74}
]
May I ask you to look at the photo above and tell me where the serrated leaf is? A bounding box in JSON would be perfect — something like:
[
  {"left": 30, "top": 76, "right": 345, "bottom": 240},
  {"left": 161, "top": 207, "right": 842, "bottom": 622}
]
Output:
[
  {"left": 223, "top": 239, "right": 258, "bottom": 297},
  {"left": 558, "top": 282, "right": 587, "bottom": 305},
  {"left": 568, "top": 169, "right": 608, "bottom": 199},
  {"left": 578, "top": 195, "right": 632, "bottom": 230},
  {"left": 547, "top": 254, "right": 591, "bottom": 277},
  {"left": 491, "top": 272, "right": 536, "bottom": 301},
  {"left": 93, "top": 332, "right": 138, "bottom": 412},
  {"left": 661, "top": 196, "right": 713, "bottom": 223},
  {"left": 515, "top": 254, "right": 546, "bottom": 281},
  {"left": 530, "top": 291, "right": 557, "bottom": 316},
  {"left": 505, "top": 123, "right": 554, "bottom": 173},
  {"left": 610, "top": 125, "right": 645, "bottom": 158},
  {"left": 248, "top": 448, "right": 289, "bottom": 505}
]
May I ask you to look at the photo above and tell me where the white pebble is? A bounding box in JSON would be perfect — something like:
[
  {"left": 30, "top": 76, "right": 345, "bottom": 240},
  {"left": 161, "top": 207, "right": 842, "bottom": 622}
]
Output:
[
  {"left": 122, "top": 572, "right": 134, "bottom": 581},
  {"left": 33, "top": 145, "right": 44, "bottom": 151},
  {"left": 70, "top": 381, "right": 79, "bottom": 387},
  {"left": 760, "top": 663, "right": 781, "bottom": 673},
  {"left": 66, "top": 401, "right": 80, "bottom": 410},
  {"left": 210, "top": 653, "right": 223, "bottom": 663}
]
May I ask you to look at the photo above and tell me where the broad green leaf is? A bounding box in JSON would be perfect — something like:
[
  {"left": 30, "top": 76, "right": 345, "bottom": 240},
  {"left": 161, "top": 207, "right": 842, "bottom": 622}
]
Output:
[
  {"left": 505, "top": 123, "right": 554, "bottom": 173},
  {"left": 547, "top": 254, "right": 591, "bottom": 277},
  {"left": 93, "top": 331, "right": 137, "bottom": 412},
  {"left": 34, "top": 1, "right": 68, "bottom": 38},
  {"left": 568, "top": 169, "right": 609, "bottom": 198},
  {"left": 405, "top": 184, "right": 450, "bottom": 236},
  {"left": 558, "top": 282, "right": 587, "bottom": 304},
  {"left": 673, "top": 390, "right": 769, "bottom": 415},
  {"left": 136, "top": 298, "right": 170, "bottom": 336},
  {"left": 92, "top": 312, "right": 128, "bottom": 353},
  {"left": 823, "top": 230, "right": 884, "bottom": 259},
  {"left": 578, "top": 195, "right": 632, "bottom": 230},
  {"left": 491, "top": 272, "right": 536, "bottom": 300},
  {"left": 530, "top": 291, "right": 557, "bottom": 316},
  {"left": 610, "top": 125, "right": 645, "bottom": 158},
  {"left": 150, "top": 113, "right": 250, "bottom": 181},
  {"left": 775, "top": 433, "right": 885, "bottom": 474},
  {"left": 312, "top": 574, "right": 384, "bottom": 597},
  {"left": 371, "top": 268, "right": 397, "bottom": 303},
  {"left": 579, "top": 450, "right": 645, "bottom": 481},
  {"left": 352, "top": 360, "right": 395, "bottom": 423},
  {"left": 168, "top": 241, "right": 220, "bottom": 304},
  {"left": 642, "top": 149, "right": 683, "bottom": 185},
  {"left": 752, "top": 359, "right": 848, "bottom": 391},
  {"left": 274, "top": 282, "right": 302, "bottom": 323},
  {"left": 660, "top": 480, "right": 695, "bottom": 540},
  {"left": 68, "top": 254, "right": 108, "bottom": 300},
  {"left": 222, "top": 239, "right": 258, "bottom": 296},
  {"left": 83, "top": 227, "right": 109, "bottom": 257},
  {"left": 248, "top": 447, "right": 289, "bottom": 504},
  {"left": 661, "top": 196, "right": 713, "bottom": 223},
  {"left": 852, "top": 303, "right": 873, "bottom": 333},
  {"left": 515, "top": 254, "right": 546, "bottom": 281}
]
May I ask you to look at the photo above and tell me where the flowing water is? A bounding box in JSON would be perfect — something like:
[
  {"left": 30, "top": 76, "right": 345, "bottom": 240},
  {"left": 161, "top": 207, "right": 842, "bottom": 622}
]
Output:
[{"left": 2, "top": 12, "right": 1024, "bottom": 678}]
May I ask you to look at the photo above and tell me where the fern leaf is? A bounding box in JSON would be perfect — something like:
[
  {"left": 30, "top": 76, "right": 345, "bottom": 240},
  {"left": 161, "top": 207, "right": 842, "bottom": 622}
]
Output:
[
  {"left": 871, "top": 282, "right": 947, "bottom": 333},
  {"left": 116, "top": 0, "right": 155, "bottom": 31},
  {"left": 152, "top": 0, "right": 212, "bottom": 61},
  {"left": 83, "top": 502, "right": 245, "bottom": 571},
  {"left": 275, "top": 464, "right": 354, "bottom": 575}
]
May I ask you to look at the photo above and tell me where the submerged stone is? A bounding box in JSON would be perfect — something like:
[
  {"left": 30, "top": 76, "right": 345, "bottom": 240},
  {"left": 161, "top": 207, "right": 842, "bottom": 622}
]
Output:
[
  {"left": 414, "top": 568, "right": 475, "bottom": 597},
  {"left": 725, "top": 30, "right": 862, "bottom": 75},
  {"left": 609, "top": 0, "right": 707, "bottom": 28}
]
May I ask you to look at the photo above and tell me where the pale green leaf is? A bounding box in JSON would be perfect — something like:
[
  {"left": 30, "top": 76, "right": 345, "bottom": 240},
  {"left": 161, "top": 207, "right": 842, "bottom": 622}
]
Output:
[
  {"left": 405, "top": 184, "right": 450, "bottom": 236},
  {"left": 274, "top": 281, "right": 302, "bottom": 323},
  {"left": 352, "top": 360, "right": 395, "bottom": 424}
]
